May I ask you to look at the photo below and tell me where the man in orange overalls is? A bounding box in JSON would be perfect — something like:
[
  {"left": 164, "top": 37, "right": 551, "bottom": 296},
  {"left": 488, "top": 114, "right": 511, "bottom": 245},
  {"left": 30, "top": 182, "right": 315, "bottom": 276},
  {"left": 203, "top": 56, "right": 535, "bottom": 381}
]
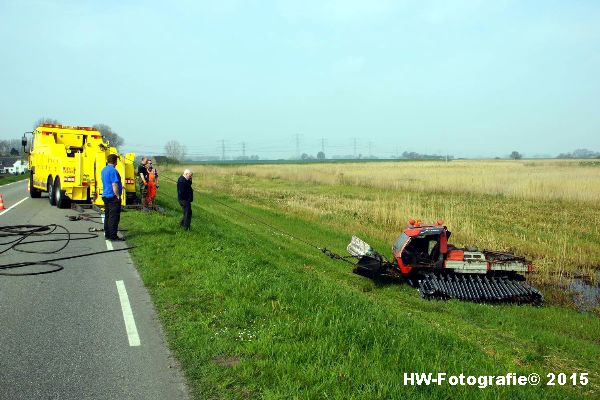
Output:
[{"left": 146, "top": 163, "right": 158, "bottom": 208}]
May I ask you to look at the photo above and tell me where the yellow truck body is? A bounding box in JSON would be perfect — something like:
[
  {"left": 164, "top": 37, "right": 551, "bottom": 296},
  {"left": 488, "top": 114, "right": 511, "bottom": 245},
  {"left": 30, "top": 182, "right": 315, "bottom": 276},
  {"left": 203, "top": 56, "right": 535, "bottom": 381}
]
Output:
[{"left": 26, "top": 124, "right": 136, "bottom": 208}]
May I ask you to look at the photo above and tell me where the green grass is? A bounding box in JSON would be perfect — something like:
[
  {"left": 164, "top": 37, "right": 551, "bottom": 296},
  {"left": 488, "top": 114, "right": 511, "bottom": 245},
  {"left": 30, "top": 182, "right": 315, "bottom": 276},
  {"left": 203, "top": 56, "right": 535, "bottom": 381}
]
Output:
[
  {"left": 0, "top": 174, "right": 27, "bottom": 186},
  {"left": 122, "top": 178, "right": 599, "bottom": 399},
  {"left": 191, "top": 167, "right": 600, "bottom": 288}
]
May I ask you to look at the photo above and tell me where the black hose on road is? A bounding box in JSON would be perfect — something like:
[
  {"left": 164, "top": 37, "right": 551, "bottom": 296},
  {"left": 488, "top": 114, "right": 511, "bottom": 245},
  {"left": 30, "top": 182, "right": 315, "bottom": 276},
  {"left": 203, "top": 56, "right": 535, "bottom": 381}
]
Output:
[{"left": 0, "top": 224, "right": 133, "bottom": 276}]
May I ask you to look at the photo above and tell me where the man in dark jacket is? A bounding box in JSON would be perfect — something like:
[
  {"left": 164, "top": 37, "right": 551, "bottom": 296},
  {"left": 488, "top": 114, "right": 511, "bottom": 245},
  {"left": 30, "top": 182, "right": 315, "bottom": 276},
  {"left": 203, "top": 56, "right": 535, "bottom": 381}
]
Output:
[
  {"left": 137, "top": 156, "right": 148, "bottom": 207},
  {"left": 177, "top": 169, "right": 193, "bottom": 230}
]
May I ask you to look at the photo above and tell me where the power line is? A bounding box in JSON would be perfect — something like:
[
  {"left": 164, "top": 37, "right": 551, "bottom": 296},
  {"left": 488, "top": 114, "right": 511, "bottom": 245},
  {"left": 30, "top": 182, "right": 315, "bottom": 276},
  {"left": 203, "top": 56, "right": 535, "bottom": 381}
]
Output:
[{"left": 124, "top": 137, "right": 392, "bottom": 160}]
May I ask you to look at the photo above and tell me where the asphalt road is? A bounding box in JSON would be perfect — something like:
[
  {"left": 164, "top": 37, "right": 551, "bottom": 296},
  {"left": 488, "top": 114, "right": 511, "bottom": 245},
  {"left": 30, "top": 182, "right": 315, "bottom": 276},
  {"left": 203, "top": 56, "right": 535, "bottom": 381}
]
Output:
[{"left": 0, "top": 179, "right": 190, "bottom": 400}]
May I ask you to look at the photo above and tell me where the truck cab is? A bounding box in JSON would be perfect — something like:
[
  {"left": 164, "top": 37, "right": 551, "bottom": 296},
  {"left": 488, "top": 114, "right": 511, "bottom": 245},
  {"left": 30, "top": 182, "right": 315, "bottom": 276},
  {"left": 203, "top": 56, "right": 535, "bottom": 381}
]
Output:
[{"left": 392, "top": 220, "right": 449, "bottom": 274}]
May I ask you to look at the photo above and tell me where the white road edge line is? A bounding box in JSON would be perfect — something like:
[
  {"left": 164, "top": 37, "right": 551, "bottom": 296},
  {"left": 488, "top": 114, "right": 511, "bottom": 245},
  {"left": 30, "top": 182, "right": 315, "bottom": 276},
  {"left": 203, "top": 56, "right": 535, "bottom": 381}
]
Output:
[
  {"left": 116, "top": 280, "right": 141, "bottom": 347},
  {"left": 0, "top": 197, "right": 29, "bottom": 217},
  {"left": 101, "top": 215, "right": 112, "bottom": 249}
]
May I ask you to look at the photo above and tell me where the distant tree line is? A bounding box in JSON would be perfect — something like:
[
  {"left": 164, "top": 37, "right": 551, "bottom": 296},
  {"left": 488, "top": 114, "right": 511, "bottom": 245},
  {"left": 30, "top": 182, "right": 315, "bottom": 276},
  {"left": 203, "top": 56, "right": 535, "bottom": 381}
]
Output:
[
  {"left": 400, "top": 151, "right": 449, "bottom": 160},
  {"left": 0, "top": 139, "right": 24, "bottom": 156},
  {"left": 152, "top": 155, "right": 180, "bottom": 164},
  {"left": 556, "top": 149, "right": 600, "bottom": 159},
  {"left": 299, "top": 152, "right": 326, "bottom": 160},
  {"left": 235, "top": 155, "right": 260, "bottom": 161}
]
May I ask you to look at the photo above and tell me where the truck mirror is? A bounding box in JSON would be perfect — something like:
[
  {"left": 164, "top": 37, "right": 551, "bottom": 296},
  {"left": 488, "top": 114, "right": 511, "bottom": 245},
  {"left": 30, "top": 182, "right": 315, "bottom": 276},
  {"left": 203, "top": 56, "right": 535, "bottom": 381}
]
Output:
[{"left": 22, "top": 133, "right": 30, "bottom": 154}]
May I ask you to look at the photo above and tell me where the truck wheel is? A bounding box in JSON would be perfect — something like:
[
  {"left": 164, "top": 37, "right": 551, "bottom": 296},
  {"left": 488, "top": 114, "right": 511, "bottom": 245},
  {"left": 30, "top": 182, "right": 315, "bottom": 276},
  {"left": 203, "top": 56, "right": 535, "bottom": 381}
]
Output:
[
  {"left": 30, "top": 173, "right": 41, "bottom": 198},
  {"left": 48, "top": 178, "right": 56, "bottom": 206},
  {"left": 54, "top": 178, "right": 70, "bottom": 209}
]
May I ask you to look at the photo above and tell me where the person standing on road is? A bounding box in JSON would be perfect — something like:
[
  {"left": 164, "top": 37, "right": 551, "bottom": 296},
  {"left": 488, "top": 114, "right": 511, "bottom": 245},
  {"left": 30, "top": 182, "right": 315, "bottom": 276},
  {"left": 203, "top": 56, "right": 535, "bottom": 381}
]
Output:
[
  {"left": 177, "top": 169, "right": 193, "bottom": 230},
  {"left": 137, "top": 156, "right": 149, "bottom": 207},
  {"left": 101, "top": 154, "right": 124, "bottom": 241}
]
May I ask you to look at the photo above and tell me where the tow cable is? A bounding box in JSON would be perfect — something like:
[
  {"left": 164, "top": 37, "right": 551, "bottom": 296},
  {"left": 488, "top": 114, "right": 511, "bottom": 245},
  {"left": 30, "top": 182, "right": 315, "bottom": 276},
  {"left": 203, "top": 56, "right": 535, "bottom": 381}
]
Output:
[
  {"left": 160, "top": 174, "right": 361, "bottom": 265},
  {"left": 67, "top": 214, "right": 103, "bottom": 224}
]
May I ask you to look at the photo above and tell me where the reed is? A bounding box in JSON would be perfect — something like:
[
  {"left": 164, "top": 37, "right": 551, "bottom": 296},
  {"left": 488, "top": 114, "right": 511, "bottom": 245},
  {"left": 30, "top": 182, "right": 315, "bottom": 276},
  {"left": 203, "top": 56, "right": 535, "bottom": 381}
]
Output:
[{"left": 172, "top": 160, "right": 600, "bottom": 286}]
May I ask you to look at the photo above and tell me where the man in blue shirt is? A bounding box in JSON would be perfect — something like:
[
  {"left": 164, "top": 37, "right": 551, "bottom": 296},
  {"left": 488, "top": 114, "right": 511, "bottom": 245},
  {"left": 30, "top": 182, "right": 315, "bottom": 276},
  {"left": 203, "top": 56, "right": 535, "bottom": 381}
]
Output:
[{"left": 101, "top": 154, "right": 124, "bottom": 241}]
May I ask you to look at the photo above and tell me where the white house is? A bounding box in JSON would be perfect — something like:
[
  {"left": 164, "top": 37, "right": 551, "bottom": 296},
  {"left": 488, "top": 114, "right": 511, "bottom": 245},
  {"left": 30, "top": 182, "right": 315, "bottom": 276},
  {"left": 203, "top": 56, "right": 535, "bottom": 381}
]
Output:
[
  {"left": 7, "top": 159, "right": 28, "bottom": 174},
  {"left": 0, "top": 158, "right": 28, "bottom": 174}
]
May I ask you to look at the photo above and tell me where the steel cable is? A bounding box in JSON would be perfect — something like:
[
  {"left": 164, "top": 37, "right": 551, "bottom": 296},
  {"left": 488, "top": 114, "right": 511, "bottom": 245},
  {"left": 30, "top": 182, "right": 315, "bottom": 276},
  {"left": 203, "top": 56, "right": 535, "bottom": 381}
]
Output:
[{"left": 160, "top": 174, "right": 359, "bottom": 263}]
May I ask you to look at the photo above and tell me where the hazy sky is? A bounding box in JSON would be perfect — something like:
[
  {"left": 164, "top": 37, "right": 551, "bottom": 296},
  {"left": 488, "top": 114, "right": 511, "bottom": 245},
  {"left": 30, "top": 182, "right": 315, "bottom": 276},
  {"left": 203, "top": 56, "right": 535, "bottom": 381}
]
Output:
[{"left": 1, "top": 0, "right": 599, "bottom": 159}]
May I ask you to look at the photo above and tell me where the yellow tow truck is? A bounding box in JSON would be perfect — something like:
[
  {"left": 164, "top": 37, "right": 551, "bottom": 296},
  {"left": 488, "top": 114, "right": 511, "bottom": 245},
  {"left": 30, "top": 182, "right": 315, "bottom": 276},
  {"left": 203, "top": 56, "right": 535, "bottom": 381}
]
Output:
[{"left": 22, "top": 124, "right": 136, "bottom": 208}]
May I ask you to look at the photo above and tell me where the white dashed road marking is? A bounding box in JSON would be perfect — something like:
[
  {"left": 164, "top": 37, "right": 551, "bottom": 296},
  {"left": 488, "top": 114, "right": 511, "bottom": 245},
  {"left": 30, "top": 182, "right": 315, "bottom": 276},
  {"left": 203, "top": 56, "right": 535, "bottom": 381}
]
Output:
[{"left": 116, "top": 280, "right": 141, "bottom": 347}]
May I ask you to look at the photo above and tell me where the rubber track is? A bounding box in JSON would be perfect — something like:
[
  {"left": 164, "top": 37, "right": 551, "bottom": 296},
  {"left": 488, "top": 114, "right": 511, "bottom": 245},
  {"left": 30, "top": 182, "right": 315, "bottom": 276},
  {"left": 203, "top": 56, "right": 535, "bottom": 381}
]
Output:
[{"left": 418, "top": 273, "right": 543, "bottom": 304}]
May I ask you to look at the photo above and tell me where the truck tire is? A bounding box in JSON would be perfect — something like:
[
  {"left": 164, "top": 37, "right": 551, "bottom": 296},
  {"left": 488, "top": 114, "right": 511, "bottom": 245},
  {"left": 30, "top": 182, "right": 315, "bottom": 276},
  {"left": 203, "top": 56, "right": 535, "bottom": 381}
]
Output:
[
  {"left": 54, "top": 178, "right": 70, "bottom": 209},
  {"left": 30, "top": 173, "right": 41, "bottom": 198},
  {"left": 48, "top": 177, "right": 56, "bottom": 206}
]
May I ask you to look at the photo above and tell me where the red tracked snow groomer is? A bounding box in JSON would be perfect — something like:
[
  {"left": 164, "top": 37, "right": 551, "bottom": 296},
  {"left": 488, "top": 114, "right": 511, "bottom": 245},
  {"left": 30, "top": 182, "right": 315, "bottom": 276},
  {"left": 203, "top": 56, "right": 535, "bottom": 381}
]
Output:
[{"left": 347, "top": 219, "right": 542, "bottom": 303}]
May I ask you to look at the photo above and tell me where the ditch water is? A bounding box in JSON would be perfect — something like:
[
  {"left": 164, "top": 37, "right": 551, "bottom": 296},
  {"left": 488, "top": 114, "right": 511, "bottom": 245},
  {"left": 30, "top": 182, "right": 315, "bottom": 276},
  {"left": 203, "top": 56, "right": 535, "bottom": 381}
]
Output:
[{"left": 567, "top": 274, "right": 600, "bottom": 313}]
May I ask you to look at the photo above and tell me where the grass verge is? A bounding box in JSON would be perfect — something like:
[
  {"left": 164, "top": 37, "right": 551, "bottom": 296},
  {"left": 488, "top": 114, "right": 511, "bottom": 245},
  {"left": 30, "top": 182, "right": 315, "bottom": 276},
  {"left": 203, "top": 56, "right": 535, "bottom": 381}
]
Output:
[
  {"left": 122, "top": 179, "right": 599, "bottom": 399},
  {"left": 0, "top": 174, "right": 27, "bottom": 186}
]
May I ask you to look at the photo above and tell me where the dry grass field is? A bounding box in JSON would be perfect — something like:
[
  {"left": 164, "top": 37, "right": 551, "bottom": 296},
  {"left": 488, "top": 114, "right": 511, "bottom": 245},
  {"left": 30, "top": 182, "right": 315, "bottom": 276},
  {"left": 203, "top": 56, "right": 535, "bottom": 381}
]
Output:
[
  {"left": 204, "top": 159, "right": 600, "bottom": 203},
  {"left": 175, "top": 159, "right": 600, "bottom": 291}
]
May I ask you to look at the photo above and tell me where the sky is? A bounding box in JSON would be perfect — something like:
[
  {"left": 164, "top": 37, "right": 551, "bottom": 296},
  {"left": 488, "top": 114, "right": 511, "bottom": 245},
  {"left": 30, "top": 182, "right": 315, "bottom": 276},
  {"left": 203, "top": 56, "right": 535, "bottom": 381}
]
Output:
[{"left": 1, "top": 0, "right": 599, "bottom": 159}]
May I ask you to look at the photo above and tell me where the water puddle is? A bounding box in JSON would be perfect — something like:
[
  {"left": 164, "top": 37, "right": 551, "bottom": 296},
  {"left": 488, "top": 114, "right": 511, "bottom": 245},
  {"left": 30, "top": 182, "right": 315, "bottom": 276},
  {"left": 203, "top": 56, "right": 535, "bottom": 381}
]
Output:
[{"left": 568, "top": 276, "right": 600, "bottom": 313}]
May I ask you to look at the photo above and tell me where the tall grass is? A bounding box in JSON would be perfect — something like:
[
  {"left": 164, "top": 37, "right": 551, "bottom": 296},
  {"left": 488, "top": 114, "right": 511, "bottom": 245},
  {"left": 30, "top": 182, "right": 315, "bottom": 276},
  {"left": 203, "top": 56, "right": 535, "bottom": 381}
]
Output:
[
  {"left": 0, "top": 174, "right": 27, "bottom": 186},
  {"left": 167, "top": 160, "right": 600, "bottom": 286},
  {"left": 194, "top": 160, "right": 600, "bottom": 203}
]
